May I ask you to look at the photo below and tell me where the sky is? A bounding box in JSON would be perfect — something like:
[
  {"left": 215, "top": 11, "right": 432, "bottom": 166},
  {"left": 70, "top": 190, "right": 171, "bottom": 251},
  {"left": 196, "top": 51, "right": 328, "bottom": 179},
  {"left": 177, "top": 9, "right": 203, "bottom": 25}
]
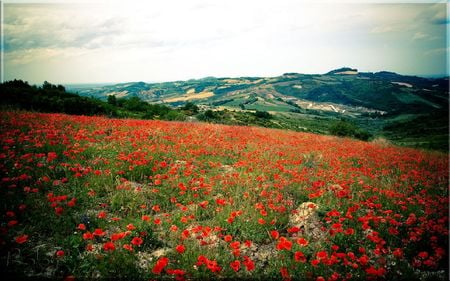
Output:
[{"left": 1, "top": 0, "right": 449, "bottom": 84}]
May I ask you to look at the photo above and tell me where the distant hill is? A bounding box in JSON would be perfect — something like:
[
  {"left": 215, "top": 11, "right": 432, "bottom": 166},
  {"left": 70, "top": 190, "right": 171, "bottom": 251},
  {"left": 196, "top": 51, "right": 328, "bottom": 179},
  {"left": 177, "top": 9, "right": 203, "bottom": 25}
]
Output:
[
  {"left": 73, "top": 68, "right": 448, "bottom": 116},
  {"left": 68, "top": 68, "right": 448, "bottom": 150},
  {"left": 2, "top": 68, "right": 448, "bottom": 151}
]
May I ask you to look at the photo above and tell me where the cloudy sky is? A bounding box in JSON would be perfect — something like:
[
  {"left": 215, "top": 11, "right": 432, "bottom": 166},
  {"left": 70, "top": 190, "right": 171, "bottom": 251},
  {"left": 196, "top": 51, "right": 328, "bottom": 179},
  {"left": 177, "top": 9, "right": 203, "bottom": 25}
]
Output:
[{"left": 2, "top": 0, "right": 448, "bottom": 84}]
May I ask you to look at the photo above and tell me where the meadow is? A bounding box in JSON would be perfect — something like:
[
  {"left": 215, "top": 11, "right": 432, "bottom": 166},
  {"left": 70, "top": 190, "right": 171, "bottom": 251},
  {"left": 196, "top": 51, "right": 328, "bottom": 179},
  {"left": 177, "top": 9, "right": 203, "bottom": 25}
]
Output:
[{"left": 0, "top": 111, "right": 448, "bottom": 280}]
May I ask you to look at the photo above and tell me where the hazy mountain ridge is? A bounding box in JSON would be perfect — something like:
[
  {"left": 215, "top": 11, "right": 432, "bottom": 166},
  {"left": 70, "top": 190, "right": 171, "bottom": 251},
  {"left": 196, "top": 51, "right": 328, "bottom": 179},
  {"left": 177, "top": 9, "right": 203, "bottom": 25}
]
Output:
[{"left": 73, "top": 68, "right": 448, "bottom": 117}]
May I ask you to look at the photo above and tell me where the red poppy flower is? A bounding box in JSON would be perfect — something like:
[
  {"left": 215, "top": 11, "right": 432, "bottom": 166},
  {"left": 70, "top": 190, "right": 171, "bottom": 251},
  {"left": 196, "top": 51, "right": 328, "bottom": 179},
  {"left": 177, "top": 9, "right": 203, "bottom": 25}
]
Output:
[
  {"left": 270, "top": 230, "right": 279, "bottom": 240},
  {"left": 280, "top": 267, "right": 290, "bottom": 279},
  {"left": 230, "top": 260, "right": 240, "bottom": 272},
  {"left": 287, "top": 226, "right": 300, "bottom": 233},
  {"left": 243, "top": 256, "right": 255, "bottom": 271},
  {"left": 224, "top": 235, "right": 232, "bottom": 242},
  {"left": 294, "top": 251, "right": 306, "bottom": 263},
  {"left": 93, "top": 228, "right": 105, "bottom": 236},
  {"left": 131, "top": 237, "right": 143, "bottom": 246},
  {"left": 83, "top": 232, "right": 94, "bottom": 240},
  {"left": 230, "top": 241, "right": 240, "bottom": 250},
  {"left": 152, "top": 257, "right": 169, "bottom": 274},
  {"left": 176, "top": 244, "right": 186, "bottom": 254},
  {"left": 297, "top": 237, "right": 309, "bottom": 246},
  {"left": 316, "top": 251, "right": 328, "bottom": 260},
  {"left": 15, "top": 234, "right": 28, "bottom": 244},
  {"left": 103, "top": 241, "right": 115, "bottom": 251},
  {"left": 276, "top": 237, "right": 292, "bottom": 251}
]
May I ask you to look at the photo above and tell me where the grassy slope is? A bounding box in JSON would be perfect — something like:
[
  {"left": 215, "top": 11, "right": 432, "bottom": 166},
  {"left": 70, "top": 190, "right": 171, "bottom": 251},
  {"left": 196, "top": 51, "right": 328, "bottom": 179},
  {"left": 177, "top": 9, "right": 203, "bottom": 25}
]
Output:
[{"left": 0, "top": 111, "right": 448, "bottom": 280}]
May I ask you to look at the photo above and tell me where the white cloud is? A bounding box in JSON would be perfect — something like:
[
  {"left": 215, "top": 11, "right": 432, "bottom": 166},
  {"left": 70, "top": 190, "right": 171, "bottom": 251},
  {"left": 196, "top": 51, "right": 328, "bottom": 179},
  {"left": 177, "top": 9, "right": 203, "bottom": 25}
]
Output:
[{"left": 3, "top": 0, "right": 448, "bottom": 83}]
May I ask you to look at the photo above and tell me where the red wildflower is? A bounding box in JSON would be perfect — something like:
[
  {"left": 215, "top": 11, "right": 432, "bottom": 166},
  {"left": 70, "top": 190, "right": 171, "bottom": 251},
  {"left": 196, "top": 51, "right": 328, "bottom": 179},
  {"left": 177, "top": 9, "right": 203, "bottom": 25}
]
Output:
[
  {"left": 345, "top": 228, "right": 355, "bottom": 235},
  {"left": 56, "top": 250, "right": 65, "bottom": 257},
  {"left": 230, "top": 260, "right": 241, "bottom": 272},
  {"left": 418, "top": 251, "right": 429, "bottom": 259},
  {"left": 294, "top": 251, "right": 306, "bottom": 263},
  {"left": 297, "top": 237, "right": 309, "bottom": 246},
  {"left": 93, "top": 228, "right": 105, "bottom": 236},
  {"left": 15, "top": 234, "right": 28, "bottom": 244},
  {"left": 243, "top": 256, "right": 255, "bottom": 271},
  {"left": 123, "top": 244, "right": 133, "bottom": 251},
  {"left": 270, "top": 230, "right": 279, "bottom": 240},
  {"left": 224, "top": 235, "right": 232, "bottom": 242},
  {"left": 176, "top": 244, "right": 186, "bottom": 254},
  {"left": 67, "top": 198, "right": 76, "bottom": 207},
  {"left": 47, "top": 152, "right": 57, "bottom": 162},
  {"left": 85, "top": 244, "right": 93, "bottom": 251},
  {"left": 111, "top": 232, "right": 127, "bottom": 241},
  {"left": 316, "top": 250, "right": 328, "bottom": 260},
  {"left": 55, "top": 207, "right": 64, "bottom": 215},
  {"left": 358, "top": 255, "right": 369, "bottom": 266},
  {"left": 393, "top": 248, "right": 403, "bottom": 258},
  {"left": 230, "top": 241, "right": 240, "bottom": 249},
  {"left": 311, "top": 259, "right": 320, "bottom": 266},
  {"left": 280, "top": 267, "right": 290, "bottom": 280},
  {"left": 276, "top": 237, "right": 292, "bottom": 251},
  {"left": 83, "top": 232, "right": 94, "bottom": 240},
  {"left": 97, "top": 211, "right": 107, "bottom": 219},
  {"left": 131, "top": 237, "right": 143, "bottom": 246},
  {"left": 287, "top": 226, "right": 300, "bottom": 233},
  {"left": 103, "top": 241, "right": 116, "bottom": 251},
  {"left": 198, "top": 201, "right": 209, "bottom": 208},
  {"left": 152, "top": 257, "right": 169, "bottom": 274}
]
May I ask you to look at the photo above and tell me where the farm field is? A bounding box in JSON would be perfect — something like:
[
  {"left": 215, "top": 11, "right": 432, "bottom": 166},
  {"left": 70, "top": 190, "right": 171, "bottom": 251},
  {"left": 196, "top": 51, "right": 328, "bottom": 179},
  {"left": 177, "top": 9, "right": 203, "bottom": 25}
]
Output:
[{"left": 0, "top": 111, "right": 448, "bottom": 280}]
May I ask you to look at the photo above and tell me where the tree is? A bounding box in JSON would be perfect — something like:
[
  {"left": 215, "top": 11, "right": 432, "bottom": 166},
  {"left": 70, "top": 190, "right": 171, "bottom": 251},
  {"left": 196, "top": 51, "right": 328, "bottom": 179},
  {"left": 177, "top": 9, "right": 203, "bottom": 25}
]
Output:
[
  {"left": 57, "top": 85, "right": 66, "bottom": 92},
  {"left": 181, "top": 102, "right": 199, "bottom": 114},
  {"left": 107, "top": 95, "right": 117, "bottom": 106},
  {"left": 254, "top": 110, "right": 272, "bottom": 119},
  {"left": 204, "top": 110, "right": 215, "bottom": 119},
  {"left": 43, "top": 81, "right": 52, "bottom": 90},
  {"left": 329, "top": 120, "right": 372, "bottom": 141}
]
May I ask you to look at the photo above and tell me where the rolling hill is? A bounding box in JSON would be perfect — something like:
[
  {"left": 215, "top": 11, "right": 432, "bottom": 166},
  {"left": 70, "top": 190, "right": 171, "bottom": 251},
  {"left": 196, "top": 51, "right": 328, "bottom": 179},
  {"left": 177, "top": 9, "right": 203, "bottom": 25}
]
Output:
[
  {"left": 69, "top": 68, "right": 449, "bottom": 150},
  {"left": 72, "top": 68, "right": 448, "bottom": 116}
]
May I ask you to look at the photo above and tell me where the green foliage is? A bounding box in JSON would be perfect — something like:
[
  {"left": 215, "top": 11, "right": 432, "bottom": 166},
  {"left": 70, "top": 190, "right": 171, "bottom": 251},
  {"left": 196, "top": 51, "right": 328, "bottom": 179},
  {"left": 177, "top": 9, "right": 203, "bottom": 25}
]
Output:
[
  {"left": 180, "top": 102, "right": 199, "bottom": 115},
  {"left": 329, "top": 120, "right": 372, "bottom": 141},
  {"left": 0, "top": 80, "right": 186, "bottom": 122},
  {"left": 197, "top": 109, "right": 217, "bottom": 121},
  {"left": 107, "top": 95, "right": 117, "bottom": 106},
  {"left": 254, "top": 110, "right": 272, "bottom": 119},
  {"left": 0, "top": 79, "right": 117, "bottom": 116}
]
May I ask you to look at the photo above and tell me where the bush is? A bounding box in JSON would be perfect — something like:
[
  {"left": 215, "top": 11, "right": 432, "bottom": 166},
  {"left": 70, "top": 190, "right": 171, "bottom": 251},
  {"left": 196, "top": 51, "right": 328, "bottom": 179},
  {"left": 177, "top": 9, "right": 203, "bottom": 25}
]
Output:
[
  {"left": 254, "top": 110, "right": 272, "bottom": 119},
  {"left": 180, "top": 102, "right": 199, "bottom": 115},
  {"left": 329, "top": 120, "right": 372, "bottom": 141}
]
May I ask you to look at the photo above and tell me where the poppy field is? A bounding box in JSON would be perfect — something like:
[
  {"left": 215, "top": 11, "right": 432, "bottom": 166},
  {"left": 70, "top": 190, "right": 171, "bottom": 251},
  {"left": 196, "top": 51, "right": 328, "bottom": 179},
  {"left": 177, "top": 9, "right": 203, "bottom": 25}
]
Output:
[{"left": 0, "top": 111, "right": 448, "bottom": 280}]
